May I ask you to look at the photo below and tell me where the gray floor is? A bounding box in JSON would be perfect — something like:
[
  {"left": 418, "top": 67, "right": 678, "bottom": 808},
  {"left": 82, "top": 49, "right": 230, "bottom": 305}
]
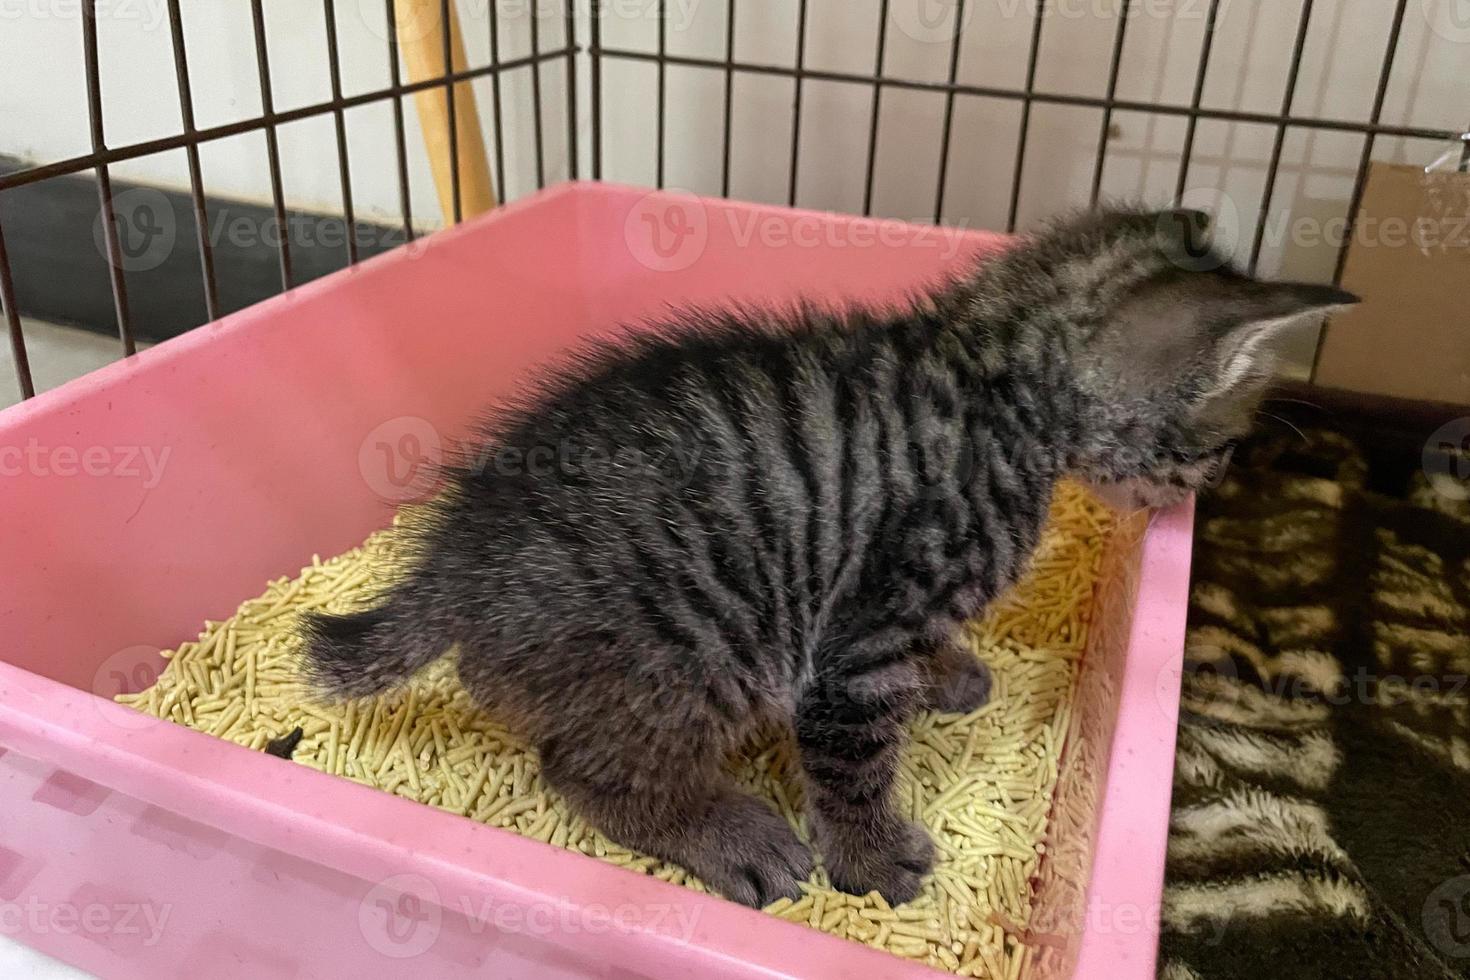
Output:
[{"left": 2, "top": 318, "right": 148, "bottom": 409}]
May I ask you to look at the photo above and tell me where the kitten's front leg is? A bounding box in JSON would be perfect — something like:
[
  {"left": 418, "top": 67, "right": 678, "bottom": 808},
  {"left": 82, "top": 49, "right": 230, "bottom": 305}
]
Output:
[{"left": 795, "top": 657, "right": 934, "bottom": 904}]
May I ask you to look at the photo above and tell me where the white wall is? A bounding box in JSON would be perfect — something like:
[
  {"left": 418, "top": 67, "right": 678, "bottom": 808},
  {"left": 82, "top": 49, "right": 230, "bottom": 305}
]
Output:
[
  {"left": 0, "top": 0, "right": 573, "bottom": 226},
  {"left": 1, "top": 0, "right": 1467, "bottom": 371}
]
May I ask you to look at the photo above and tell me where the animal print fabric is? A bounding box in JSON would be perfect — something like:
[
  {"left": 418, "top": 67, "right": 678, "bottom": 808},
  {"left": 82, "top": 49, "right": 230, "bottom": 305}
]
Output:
[{"left": 1158, "top": 426, "right": 1470, "bottom": 979}]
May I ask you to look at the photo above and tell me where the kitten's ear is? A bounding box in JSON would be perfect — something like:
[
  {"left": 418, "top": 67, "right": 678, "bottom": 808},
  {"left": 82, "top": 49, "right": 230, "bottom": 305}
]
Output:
[{"left": 1207, "top": 281, "right": 1360, "bottom": 395}]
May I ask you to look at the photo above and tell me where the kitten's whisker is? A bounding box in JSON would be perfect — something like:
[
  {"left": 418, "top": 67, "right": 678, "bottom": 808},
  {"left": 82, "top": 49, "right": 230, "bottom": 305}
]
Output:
[
  {"left": 1256, "top": 410, "right": 1307, "bottom": 443},
  {"left": 1263, "top": 396, "right": 1323, "bottom": 411}
]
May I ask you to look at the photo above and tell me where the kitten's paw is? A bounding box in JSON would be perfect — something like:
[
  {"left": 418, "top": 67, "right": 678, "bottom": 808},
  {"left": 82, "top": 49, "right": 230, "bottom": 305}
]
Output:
[
  {"left": 827, "top": 820, "right": 935, "bottom": 905},
  {"left": 924, "top": 650, "right": 992, "bottom": 715},
  {"left": 693, "top": 794, "right": 814, "bottom": 908}
]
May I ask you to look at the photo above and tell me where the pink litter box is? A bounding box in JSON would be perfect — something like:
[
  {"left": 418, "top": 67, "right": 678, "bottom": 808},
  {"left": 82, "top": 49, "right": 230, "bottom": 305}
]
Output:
[{"left": 0, "top": 183, "right": 1191, "bottom": 979}]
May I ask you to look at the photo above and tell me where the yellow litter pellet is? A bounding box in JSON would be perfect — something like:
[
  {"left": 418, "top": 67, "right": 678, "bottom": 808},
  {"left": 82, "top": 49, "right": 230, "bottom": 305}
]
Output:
[{"left": 117, "top": 481, "right": 1124, "bottom": 977}]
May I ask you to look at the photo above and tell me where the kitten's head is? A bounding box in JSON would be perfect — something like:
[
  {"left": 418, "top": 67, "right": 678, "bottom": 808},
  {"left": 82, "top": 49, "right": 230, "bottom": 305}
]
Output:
[{"left": 1014, "top": 207, "right": 1358, "bottom": 509}]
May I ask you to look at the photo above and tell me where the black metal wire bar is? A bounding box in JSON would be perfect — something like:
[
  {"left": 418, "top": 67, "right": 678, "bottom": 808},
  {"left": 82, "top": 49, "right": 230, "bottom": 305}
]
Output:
[
  {"left": 1309, "top": 0, "right": 1410, "bottom": 381},
  {"left": 1174, "top": 0, "right": 1223, "bottom": 202},
  {"left": 323, "top": 0, "right": 359, "bottom": 263},
  {"left": 1005, "top": 2, "right": 1046, "bottom": 232},
  {"left": 7, "top": 45, "right": 1450, "bottom": 196},
  {"left": 0, "top": 221, "right": 33, "bottom": 400},
  {"left": 656, "top": 0, "right": 667, "bottom": 188},
  {"left": 564, "top": 0, "right": 578, "bottom": 181},
  {"left": 1460, "top": 131, "right": 1470, "bottom": 172},
  {"left": 587, "top": 47, "right": 1462, "bottom": 140},
  {"left": 81, "top": 0, "right": 135, "bottom": 354},
  {"left": 591, "top": 0, "right": 603, "bottom": 179},
  {"left": 440, "top": 0, "right": 462, "bottom": 222},
  {"left": 488, "top": 0, "right": 508, "bottom": 200},
  {"left": 932, "top": 0, "right": 966, "bottom": 224},
  {"left": 862, "top": 0, "right": 890, "bottom": 217},
  {"left": 787, "top": 0, "right": 809, "bottom": 207},
  {"left": 1089, "top": 0, "right": 1132, "bottom": 205},
  {"left": 1330, "top": 0, "right": 1409, "bottom": 287},
  {"left": 528, "top": 0, "right": 546, "bottom": 190},
  {"left": 1248, "top": 0, "right": 1314, "bottom": 275},
  {"left": 720, "top": 0, "right": 737, "bottom": 196},
  {"left": 248, "top": 0, "right": 293, "bottom": 289},
  {"left": 164, "top": 0, "right": 220, "bottom": 320},
  {"left": 384, "top": 0, "right": 415, "bottom": 242}
]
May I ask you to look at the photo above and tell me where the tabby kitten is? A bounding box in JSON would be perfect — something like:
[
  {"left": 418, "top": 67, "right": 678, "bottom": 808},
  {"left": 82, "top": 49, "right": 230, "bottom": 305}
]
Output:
[{"left": 303, "top": 206, "right": 1355, "bottom": 908}]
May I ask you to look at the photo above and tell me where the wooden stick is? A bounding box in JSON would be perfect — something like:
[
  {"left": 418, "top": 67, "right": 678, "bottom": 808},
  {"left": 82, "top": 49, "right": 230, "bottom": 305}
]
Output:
[{"left": 393, "top": 0, "right": 496, "bottom": 223}]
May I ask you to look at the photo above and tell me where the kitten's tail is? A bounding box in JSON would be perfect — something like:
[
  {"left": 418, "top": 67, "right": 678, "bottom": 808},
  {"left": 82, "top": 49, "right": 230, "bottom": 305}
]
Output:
[{"left": 299, "top": 584, "right": 449, "bottom": 700}]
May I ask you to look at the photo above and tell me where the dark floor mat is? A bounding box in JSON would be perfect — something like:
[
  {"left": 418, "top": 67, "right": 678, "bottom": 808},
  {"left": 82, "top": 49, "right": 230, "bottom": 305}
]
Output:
[{"left": 1158, "top": 419, "right": 1470, "bottom": 980}]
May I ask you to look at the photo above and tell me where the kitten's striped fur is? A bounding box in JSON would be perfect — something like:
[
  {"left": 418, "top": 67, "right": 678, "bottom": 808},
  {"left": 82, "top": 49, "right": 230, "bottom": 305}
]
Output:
[{"left": 303, "top": 206, "right": 1355, "bottom": 907}]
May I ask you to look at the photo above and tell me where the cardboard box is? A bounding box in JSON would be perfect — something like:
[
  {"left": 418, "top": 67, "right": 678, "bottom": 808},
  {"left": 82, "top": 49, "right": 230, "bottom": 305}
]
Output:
[{"left": 1314, "top": 161, "right": 1470, "bottom": 406}]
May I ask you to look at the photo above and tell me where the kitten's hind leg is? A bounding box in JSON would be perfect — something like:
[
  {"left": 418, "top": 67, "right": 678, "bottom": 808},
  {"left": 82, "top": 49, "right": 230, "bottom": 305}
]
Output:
[
  {"left": 918, "top": 636, "right": 993, "bottom": 715},
  {"left": 796, "top": 657, "right": 934, "bottom": 904},
  {"left": 536, "top": 721, "right": 813, "bottom": 909}
]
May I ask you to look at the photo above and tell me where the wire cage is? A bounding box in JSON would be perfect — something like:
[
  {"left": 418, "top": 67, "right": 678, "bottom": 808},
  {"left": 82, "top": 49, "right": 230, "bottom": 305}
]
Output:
[{"left": 1, "top": 0, "right": 1467, "bottom": 402}]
